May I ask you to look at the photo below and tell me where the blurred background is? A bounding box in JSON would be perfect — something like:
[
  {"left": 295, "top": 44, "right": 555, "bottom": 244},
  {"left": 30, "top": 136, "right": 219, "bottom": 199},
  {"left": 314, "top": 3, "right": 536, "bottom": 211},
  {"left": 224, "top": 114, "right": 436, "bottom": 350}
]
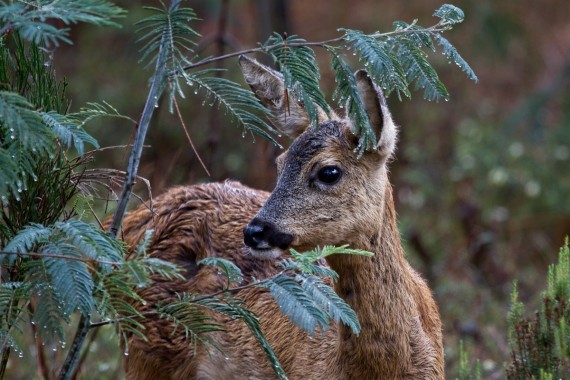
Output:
[{"left": 12, "top": 0, "right": 570, "bottom": 378}]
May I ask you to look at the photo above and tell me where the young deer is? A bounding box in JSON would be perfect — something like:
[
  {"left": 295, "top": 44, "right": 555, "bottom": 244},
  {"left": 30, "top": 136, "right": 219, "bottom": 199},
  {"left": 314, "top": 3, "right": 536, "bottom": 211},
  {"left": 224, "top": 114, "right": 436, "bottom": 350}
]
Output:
[{"left": 119, "top": 56, "right": 444, "bottom": 379}]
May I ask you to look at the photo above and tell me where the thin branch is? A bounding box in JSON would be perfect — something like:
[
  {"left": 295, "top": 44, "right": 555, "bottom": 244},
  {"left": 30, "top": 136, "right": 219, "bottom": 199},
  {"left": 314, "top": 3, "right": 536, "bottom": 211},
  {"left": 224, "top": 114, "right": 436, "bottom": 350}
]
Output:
[
  {"left": 88, "top": 270, "right": 291, "bottom": 329},
  {"left": 173, "top": 96, "right": 210, "bottom": 176},
  {"left": 182, "top": 24, "right": 450, "bottom": 70}
]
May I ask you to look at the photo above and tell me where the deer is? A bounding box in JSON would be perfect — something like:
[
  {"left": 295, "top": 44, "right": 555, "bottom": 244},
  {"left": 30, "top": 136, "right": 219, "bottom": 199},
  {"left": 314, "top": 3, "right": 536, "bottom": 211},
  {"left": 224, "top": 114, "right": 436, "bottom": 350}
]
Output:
[{"left": 118, "top": 56, "right": 444, "bottom": 379}]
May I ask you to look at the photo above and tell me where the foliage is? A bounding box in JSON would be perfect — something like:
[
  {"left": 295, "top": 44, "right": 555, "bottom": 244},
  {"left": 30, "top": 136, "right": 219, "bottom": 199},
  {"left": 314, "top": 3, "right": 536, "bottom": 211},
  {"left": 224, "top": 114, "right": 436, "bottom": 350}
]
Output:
[
  {"left": 0, "top": 0, "right": 125, "bottom": 47},
  {"left": 506, "top": 240, "right": 570, "bottom": 379}
]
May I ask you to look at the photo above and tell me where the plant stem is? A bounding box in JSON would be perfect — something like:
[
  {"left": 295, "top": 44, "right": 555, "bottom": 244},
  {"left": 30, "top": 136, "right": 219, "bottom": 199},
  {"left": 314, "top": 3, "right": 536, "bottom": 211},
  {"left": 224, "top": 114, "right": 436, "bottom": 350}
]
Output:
[{"left": 57, "top": 1, "right": 176, "bottom": 377}]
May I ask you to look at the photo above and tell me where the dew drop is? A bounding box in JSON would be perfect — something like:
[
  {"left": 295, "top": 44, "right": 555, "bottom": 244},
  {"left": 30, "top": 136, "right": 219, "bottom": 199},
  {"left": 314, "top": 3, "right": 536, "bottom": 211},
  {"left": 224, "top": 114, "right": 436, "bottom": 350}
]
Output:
[{"left": 124, "top": 351, "right": 129, "bottom": 356}]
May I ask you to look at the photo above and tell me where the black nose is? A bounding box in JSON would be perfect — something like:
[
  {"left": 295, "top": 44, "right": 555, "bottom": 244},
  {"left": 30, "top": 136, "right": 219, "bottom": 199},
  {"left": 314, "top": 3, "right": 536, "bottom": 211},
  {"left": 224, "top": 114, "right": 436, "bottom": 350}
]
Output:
[{"left": 244, "top": 218, "right": 294, "bottom": 250}]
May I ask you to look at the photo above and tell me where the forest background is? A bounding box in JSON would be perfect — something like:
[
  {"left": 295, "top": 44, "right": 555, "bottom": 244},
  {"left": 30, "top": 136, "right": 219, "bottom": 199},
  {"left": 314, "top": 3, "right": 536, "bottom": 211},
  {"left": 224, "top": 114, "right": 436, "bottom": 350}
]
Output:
[{"left": 3, "top": 0, "right": 570, "bottom": 378}]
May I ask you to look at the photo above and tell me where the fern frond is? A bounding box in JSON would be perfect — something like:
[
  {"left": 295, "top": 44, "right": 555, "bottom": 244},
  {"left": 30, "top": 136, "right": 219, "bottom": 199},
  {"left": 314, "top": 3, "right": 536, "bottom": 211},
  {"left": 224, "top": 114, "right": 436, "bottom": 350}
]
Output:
[
  {"left": 297, "top": 274, "right": 361, "bottom": 334},
  {"left": 40, "top": 111, "right": 98, "bottom": 156},
  {"left": 0, "top": 0, "right": 126, "bottom": 47},
  {"left": 93, "top": 270, "right": 146, "bottom": 339},
  {"left": 433, "top": 34, "right": 478, "bottom": 82},
  {"left": 342, "top": 29, "right": 409, "bottom": 99},
  {"left": 0, "top": 330, "right": 22, "bottom": 357},
  {"left": 289, "top": 244, "right": 372, "bottom": 271},
  {"left": 3, "top": 223, "right": 52, "bottom": 264},
  {"left": 433, "top": 4, "right": 465, "bottom": 26},
  {"left": 42, "top": 242, "right": 94, "bottom": 316},
  {"left": 394, "top": 35, "right": 449, "bottom": 101},
  {"left": 199, "top": 257, "right": 243, "bottom": 284},
  {"left": 29, "top": 278, "right": 66, "bottom": 340},
  {"left": 265, "top": 275, "right": 328, "bottom": 335},
  {"left": 329, "top": 50, "right": 375, "bottom": 153},
  {"left": 264, "top": 33, "right": 330, "bottom": 126},
  {"left": 156, "top": 293, "right": 225, "bottom": 353},
  {"left": 136, "top": 1, "right": 200, "bottom": 111},
  {"left": 0, "top": 91, "right": 54, "bottom": 196},
  {"left": 0, "top": 282, "right": 32, "bottom": 331},
  {"left": 187, "top": 70, "right": 280, "bottom": 145},
  {"left": 198, "top": 296, "right": 287, "bottom": 380},
  {"left": 53, "top": 219, "right": 124, "bottom": 264}
]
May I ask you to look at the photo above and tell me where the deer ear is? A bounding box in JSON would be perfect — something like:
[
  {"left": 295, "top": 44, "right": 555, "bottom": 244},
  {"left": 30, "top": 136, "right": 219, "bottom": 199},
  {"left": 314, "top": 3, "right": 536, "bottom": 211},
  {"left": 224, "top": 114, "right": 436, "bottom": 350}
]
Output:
[
  {"left": 239, "top": 55, "right": 327, "bottom": 139},
  {"left": 354, "top": 70, "right": 398, "bottom": 159}
]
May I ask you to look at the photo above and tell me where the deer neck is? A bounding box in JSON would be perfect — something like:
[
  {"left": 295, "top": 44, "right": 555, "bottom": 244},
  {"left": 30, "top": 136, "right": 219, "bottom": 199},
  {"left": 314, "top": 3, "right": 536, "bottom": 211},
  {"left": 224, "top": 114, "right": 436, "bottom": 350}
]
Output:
[{"left": 325, "top": 184, "right": 416, "bottom": 376}]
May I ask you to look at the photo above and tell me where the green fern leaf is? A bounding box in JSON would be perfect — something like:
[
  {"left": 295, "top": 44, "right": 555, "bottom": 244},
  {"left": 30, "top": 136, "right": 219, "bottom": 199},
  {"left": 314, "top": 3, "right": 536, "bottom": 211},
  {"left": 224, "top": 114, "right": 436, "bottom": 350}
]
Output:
[
  {"left": 264, "top": 33, "right": 330, "bottom": 126},
  {"left": 0, "top": 0, "right": 125, "bottom": 47},
  {"left": 4, "top": 223, "right": 52, "bottom": 264},
  {"left": 199, "top": 257, "right": 243, "bottom": 284},
  {"left": 297, "top": 274, "right": 361, "bottom": 334},
  {"left": 156, "top": 293, "right": 225, "bottom": 349},
  {"left": 53, "top": 219, "right": 124, "bottom": 263},
  {"left": 265, "top": 275, "right": 328, "bottom": 335},
  {"left": 198, "top": 296, "right": 287, "bottom": 380},
  {"left": 40, "top": 111, "right": 98, "bottom": 156},
  {"left": 0, "top": 91, "right": 54, "bottom": 193},
  {"left": 434, "top": 34, "right": 478, "bottom": 82},
  {"left": 342, "top": 29, "right": 409, "bottom": 99},
  {"left": 0, "top": 282, "right": 32, "bottom": 332},
  {"left": 329, "top": 51, "right": 375, "bottom": 154},
  {"left": 433, "top": 4, "right": 465, "bottom": 25},
  {"left": 187, "top": 70, "right": 280, "bottom": 145},
  {"left": 42, "top": 243, "right": 94, "bottom": 316},
  {"left": 394, "top": 36, "right": 449, "bottom": 101}
]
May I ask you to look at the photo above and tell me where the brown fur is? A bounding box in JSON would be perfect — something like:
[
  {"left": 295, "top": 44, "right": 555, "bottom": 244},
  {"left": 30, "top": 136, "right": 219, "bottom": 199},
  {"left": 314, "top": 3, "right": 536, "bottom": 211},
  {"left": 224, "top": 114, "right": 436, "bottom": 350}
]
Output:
[{"left": 119, "top": 58, "right": 444, "bottom": 379}]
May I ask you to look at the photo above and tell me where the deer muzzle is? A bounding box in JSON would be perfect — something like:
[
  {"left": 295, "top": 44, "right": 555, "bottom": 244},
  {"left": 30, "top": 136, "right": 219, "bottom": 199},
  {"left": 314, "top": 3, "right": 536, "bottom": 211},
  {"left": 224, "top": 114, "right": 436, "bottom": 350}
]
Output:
[{"left": 243, "top": 218, "right": 294, "bottom": 259}]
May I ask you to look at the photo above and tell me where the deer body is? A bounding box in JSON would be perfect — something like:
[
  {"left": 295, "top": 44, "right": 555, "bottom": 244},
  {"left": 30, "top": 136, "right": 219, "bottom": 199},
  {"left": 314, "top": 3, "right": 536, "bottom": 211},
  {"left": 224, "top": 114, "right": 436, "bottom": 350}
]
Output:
[{"left": 121, "top": 57, "right": 443, "bottom": 379}]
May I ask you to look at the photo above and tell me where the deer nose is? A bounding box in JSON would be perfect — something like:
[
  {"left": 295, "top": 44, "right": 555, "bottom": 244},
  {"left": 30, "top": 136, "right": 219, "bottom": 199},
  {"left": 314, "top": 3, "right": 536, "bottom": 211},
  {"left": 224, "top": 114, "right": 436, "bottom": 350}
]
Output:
[{"left": 244, "top": 219, "right": 294, "bottom": 250}]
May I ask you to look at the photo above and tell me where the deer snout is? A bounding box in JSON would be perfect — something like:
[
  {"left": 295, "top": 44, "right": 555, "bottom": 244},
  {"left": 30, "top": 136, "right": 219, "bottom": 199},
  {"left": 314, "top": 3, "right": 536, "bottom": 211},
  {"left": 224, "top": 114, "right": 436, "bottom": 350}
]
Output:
[{"left": 243, "top": 218, "right": 294, "bottom": 256}]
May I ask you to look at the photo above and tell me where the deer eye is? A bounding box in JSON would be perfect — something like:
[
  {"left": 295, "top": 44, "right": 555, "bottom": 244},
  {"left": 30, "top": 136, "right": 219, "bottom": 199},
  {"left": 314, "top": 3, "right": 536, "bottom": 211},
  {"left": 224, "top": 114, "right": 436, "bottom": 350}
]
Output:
[{"left": 317, "top": 166, "right": 342, "bottom": 185}]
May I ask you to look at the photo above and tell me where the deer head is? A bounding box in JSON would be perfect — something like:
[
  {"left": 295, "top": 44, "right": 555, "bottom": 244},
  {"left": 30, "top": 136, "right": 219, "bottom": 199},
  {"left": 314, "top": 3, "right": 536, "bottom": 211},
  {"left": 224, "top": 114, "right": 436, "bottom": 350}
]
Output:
[{"left": 240, "top": 56, "right": 398, "bottom": 259}]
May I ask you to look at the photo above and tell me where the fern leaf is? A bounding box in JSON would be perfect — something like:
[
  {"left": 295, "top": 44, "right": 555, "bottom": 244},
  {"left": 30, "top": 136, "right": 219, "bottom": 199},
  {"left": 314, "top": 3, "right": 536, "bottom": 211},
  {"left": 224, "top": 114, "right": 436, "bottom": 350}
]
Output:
[
  {"left": 0, "top": 282, "right": 32, "bottom": 332},
  {"left": 342, "top": 29, "right": 409, "bottom": 99},
  {"left": 433, "top": 34, "right": 478, "bottom": 83},
  {"left": 329, "top": 51, "right": 375, "bottom": 154},
  {"left": 265, "top": 275, "right": 328, "bottom": 335},
  {"left": 40, "top": 111, "right": 98, "bottom": 156},
  {"left": 394, "top": 36, "right": 449, "bottom": 101},
  {"left": 93, "top": 270, "right": 145, "bottom": 339},
  {"left": 53, "top": 219, "right": 124, "bottom": 264},
  {"left": 199, "top": 257, "right": 243, "bottom": 284},
  {"left": 30, "top": 278, "right": 66, "bottom": 340},
  {"left": 42, "top": 242, "right": 94, "bottom": 316},
  {"left": 0, "top": 0, "right": 126, "bottom": 47},
  {"left": 297, "top": 274, "right": 361, "bottom": 334},
  {"left": 198, "top": 296, "right": 287, "bottom": 380},
  {"left": 3, "top": 223, "right": 52, "bottom": 265},
  {"left": 0, "top": 91, "right": 54, "bottom": 187},
  {"left": 264, "top": 33, "right": 330, "bottom": 126},
  {"left": 156, "top": 293, "right": 225, "bottom": 348},
  {"left": 187, "top": 70, "right": 280, "bottom": 145},
  {"left": 433, "top": 4, "right": 465, "bottom": 25}
]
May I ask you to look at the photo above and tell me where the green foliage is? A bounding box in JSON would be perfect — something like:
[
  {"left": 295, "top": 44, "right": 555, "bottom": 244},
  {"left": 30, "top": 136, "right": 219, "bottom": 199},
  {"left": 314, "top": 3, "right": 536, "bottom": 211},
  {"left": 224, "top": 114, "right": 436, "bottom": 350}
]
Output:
[
  {"left": 457, "top": 341, "right": 482, "bottom": 380},
  {"left": 187, "top": 70, "right": 280, "bottom": 145},
  {"left": 0, "top": 0, "right": 125, "bottom": 47},
  {"left": 263, "top": 33, "right": 330, "bottom": 126},
  {"left": 505, "top": 240, "right": 570, "bottom": 379}
]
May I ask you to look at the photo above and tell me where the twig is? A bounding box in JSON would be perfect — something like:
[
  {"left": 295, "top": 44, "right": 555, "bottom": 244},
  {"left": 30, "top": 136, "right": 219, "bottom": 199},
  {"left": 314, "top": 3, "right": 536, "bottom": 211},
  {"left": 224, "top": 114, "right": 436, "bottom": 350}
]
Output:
[
  {"left": 182, "top": 24, "right": 450, "bottom": 70},
  {"left": 173, "top": 96, "right": 210, "bottom": 176},
  {"left": 58, "top": 1, "right": 178, "bottom": 377}
]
